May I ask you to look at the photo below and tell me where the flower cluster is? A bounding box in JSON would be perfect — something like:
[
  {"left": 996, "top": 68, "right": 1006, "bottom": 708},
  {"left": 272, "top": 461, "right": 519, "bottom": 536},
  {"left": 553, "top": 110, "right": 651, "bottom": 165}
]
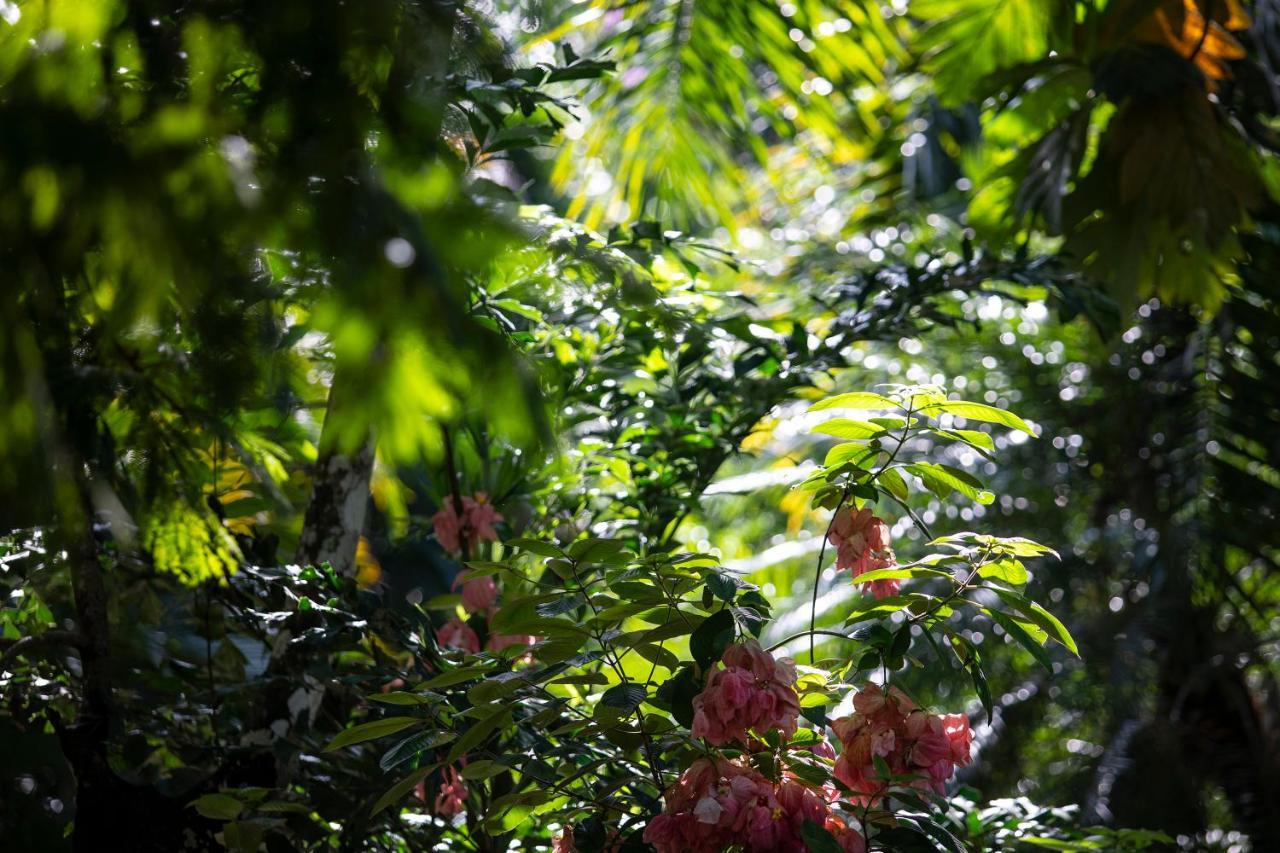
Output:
[
  {"left": 828, "top": 507, "right": 898, "bottom": 599},
  {"left": 644, "top": 758, "right": 865, "bottom": 853},
  {"left": 691, "top": 639, "right": 801, "bottom": 746},
  {"left": 455, "top": 574, "right": 497, "bottom": 614},
  {"left": 433, "top": 766, "right": 468, "bottom": 817},
  {"left": 432, "top": 493, "right": 503, "bottom": 555},
  {"left": 431, "top": 493, "right": 538, "bottom": 658},
  {"left": 832, "top": 682, "right": 973, "bottom": 803},
  {"left": 436, "top": 616, "right": 480, "bottom": 654},
  {"left": 436, "top": 616, "right": 537, "bottom": 656}
]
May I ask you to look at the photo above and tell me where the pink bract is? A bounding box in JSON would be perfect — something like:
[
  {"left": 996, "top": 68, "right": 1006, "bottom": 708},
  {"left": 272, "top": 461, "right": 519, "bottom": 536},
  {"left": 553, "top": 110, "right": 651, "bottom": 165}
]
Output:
[
  {"left": 434, "top": 766, "right": 467, "bottom": 816},
  {"left": 432, "top": 493, "right": 503, "bottom": 555},
  {"left": 436, "top": 616, "right": 480, "bottom": 654},
  {"left": 827, "top": 506, "right": 899, "bottom": 599},
  {"left": 487, "top": 631, "right": 538, "bottom": 653},
  {"left": 552, "top": 827, "right": 575, "bottom": 853},
  {"left": 832, "top": 682, "right": 973, "bottom": 803},
  {"left": 691, "top": 639, "right": 800, "bottom": 746},
  {"left": 456, "top": 575, "right": 498, "bottom": 614},
  {"left": 644, "top": 758, "right": 865, "bottom": 853}
]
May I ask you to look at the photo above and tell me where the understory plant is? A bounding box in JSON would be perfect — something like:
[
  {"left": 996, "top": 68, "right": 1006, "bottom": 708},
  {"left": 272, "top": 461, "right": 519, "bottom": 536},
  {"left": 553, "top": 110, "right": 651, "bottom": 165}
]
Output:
[{"left": 290, "top": 384, "right": 1163, "bottom": 852}]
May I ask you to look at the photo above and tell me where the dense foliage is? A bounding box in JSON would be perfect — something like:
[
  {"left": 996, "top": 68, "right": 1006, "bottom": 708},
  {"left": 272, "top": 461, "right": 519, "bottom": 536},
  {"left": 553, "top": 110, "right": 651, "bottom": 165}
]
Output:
[{"left": 2, "top": 1, "right": 1278, "bottom": 852}]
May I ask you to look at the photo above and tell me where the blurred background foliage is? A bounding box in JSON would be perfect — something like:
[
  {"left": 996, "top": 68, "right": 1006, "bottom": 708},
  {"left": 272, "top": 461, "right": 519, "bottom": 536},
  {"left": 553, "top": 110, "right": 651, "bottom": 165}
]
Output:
[{"left": 0, "top": 0, "right": 1277, "bottom": 850}]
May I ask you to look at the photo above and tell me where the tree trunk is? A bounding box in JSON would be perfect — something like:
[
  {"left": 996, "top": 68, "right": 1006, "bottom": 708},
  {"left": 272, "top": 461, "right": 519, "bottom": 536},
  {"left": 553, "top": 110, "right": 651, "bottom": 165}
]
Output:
[{"left": 295, "top": 368, "right": 374, "bottom": 575}]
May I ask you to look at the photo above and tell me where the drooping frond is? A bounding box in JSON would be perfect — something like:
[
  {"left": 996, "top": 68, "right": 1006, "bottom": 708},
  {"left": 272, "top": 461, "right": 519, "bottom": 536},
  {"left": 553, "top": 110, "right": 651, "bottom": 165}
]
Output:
[{"left": 541, "top": 0, "right": 908, "bottom": 228}]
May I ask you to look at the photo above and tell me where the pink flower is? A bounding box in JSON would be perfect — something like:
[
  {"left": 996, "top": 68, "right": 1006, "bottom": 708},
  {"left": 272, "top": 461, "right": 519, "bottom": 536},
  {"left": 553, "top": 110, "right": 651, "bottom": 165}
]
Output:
[
  {"left": 906, "top": 711, "right": 952, "bottom": 768},
  {"left": 644, "top": 758, "right": 864, "bottom": 853},
  {"left": 552, "top": 827, "right": 575, "bottom": 853},
  {"left": 436, "top": 616, "right": 480, "bottom": 654},
  {"left": 434, "top": 766, "right": 467, "bottom": 816},
  {"left": 806, "top": 737, "right": 837, "bottom": 760},
  {"left": 832, "top": 682, "right": 969, "bottom": 803},
  {"left": 433, "top": 505, "right": 463, "bottom": 554},
  {"left": 486, "top": 632, "right": 538, "bottom": 653},
  {"left": 432, "top": 494, "right": 503, "bottom": 555},
  {"left": 691, "top": 639, "right": 800, "bottom": 746},
  {"left": 827, "top": 507, "right": 898, "bottom": 599},
  {"left": 455, "top": 575, "right": 498, "bottom": 614},
  {"left": 942, "top": 713, "right": 973, "bottom": 766},
  {"left": 825, "top": 815, "right": 869, "bottom": 853}
]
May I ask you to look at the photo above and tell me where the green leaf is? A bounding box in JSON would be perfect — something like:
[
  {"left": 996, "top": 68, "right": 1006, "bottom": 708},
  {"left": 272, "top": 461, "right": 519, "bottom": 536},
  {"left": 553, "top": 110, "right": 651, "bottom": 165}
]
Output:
[
  {"left": 601, "top": 683, "right": 647, "bottom": 712},
  {"left": 878, "top": 466, "right": 909, "bottom": 501},
  {"left": 979, "top": 556, "right": 1029, "bottom": 586},
  {"left": 704, "top": 570, "right": 750, "bottom": 601},
  {"left": 370, "top": 691, "right": 431, "bottom": 706},
  {"left": 460, "top": 759, "right": 511, "bottom": 781},
  {"left": 918, "top": 400, "right": 1035, "bottom": 435},
  {"left": 689, "top": 608, "right": 735, "bottom": 668},
  {"left": 990, "top": 588, "right": 1079, "bottom": 655},
  {"left": 633, "top": 642, "right": 680, "bottom": 671},
  {"left": 1021, "top": 838, "right": 1101, "bottom": 851},
  {"left": 994, "top": 537, "right": 1061, "bottom": 559},
  {"left": 909, "top": 815, "right": 968, "bottom": 853},
  {"left": 842, "top": 595, "right": 916, "bottom": 626},
  {"left": 489, "top": 297, "right": 543, "bottom": 322},
  {"left": 808, "top": 392, "right": 898, "bottom": 412},
  {"left": 421, "top": 665, "right": 493, "bottom": 688},
  {"left": 654, "top": 666, "right": 701, "bottom": 727},
  {"left": 812, "top": 419, "right": 887, "bottom": 440},
  {"left": 371, "top": 765, "right": 437, "bottom": 816},
  {"left": 189, "top": 793, "right": 245, "bottom": 821},
  {"left": 820, "top": 443, "right": 877, "bottom": 470},
  {"left": 508, "top": 537, "right": 563, "bottom": 558},
  {"left": 379, "top": 729, "right": 457, "bottom": 772},
  {"left": 929, "top": 427, "right": 996, "bottom": 455},
  {"left": 913, "top": 0, "right": 1052, "bottom": 106},
  {"left": 537, "top": 595, "right": 584, "bottom": 617},
  {"left": 445, "top": 705, "right": 512, "bottom": 765},
  {"left": 969, "top": 661, "right": 993, "bottom": 722},
  {"left": 567, "top": 537, "right": 630, "bottom": 564},
  {"left": 222, "top": 821, "right": 265, "bottom": 853},
  {"left": 853, "top": 566, "right": 953, "bottom": 585},
  {"left": 988, "top": 609, "right": 1053, "bottom": 671},
  {"left": 324, "top": 717, "right": 424, "bottom": 752},
  {"left": 800, "top": 821, "right": 845, "bottom": 853},
  {"left": 257, "top": 801, "right": 312, "bottom": 814},
  {"left": 904, "top": 462, "right": 995, "bottom": 505}
]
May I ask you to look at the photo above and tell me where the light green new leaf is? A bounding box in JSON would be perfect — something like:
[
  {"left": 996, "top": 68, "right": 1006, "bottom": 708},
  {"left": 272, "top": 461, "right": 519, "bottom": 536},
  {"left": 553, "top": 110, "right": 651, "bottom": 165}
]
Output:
[
  {"left": 979, "top": 556, "right": 1029, "bottom": 586},
  {"left": 877, "top": 466, "right": 909, "bottom": 501},
  {"left": 919, "top": 401, "right": 1035, "bottom": 435},
  {"left": 929, "top": 427, "right": 995, "bottom": 454},
  {"left": 853, "top": 566, "right": 954, "bottom": 584},
  {"left": 904, "top": 462, "right": 995, "bottom": 505},
  {"left": 809, "top": 392, "right": 898, "bottom": 412},
  {"left": 813, "top": 419, "right": 888, "bottom": 440}
]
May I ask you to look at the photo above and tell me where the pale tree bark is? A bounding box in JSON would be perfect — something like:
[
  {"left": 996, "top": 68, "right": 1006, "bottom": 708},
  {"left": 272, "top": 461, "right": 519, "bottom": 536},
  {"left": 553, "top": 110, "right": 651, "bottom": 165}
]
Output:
[{"left": 296, "top": 366, "right": 375, "bottom": 575}]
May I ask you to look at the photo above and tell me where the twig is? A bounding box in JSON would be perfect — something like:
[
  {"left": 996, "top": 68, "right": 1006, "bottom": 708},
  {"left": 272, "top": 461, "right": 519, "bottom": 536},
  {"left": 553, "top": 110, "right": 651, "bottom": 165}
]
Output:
[{"left": 0, "top": 630, "right": 86, "bottom": 671}]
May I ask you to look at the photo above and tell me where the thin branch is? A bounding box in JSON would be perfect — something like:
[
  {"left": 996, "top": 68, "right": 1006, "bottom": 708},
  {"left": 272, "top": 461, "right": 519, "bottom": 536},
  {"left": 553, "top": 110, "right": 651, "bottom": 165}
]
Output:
[{"left": 0, "top": 630, "right": 87, "bottom": 671}]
